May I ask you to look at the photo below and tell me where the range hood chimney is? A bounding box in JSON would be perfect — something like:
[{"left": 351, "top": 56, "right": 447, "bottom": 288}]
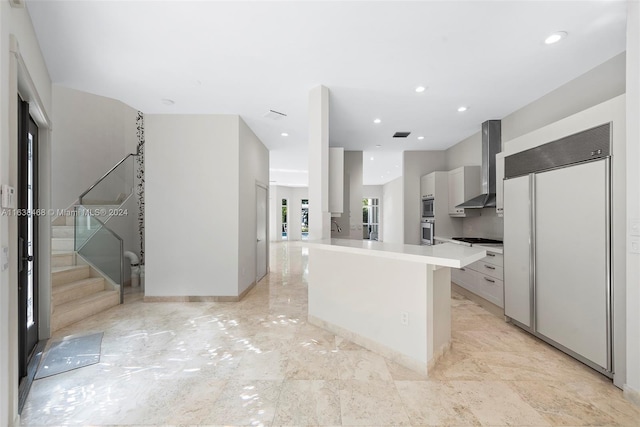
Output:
[{"left": 456, "top": 120, "right": 501, "bottom": 209}]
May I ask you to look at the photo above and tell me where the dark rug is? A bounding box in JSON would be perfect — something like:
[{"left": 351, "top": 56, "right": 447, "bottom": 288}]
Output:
[{"left": 34, "top": 332, "right": 103, "bottom": 379}]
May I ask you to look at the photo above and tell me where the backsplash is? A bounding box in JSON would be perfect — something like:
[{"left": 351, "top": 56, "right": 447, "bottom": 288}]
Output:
[{"left": 462, "top": 208, "right": 504, "bottom": 240}]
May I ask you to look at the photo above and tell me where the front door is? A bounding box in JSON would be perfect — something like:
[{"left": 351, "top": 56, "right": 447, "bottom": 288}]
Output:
[
  {"left": 256, "top": 185, "right": 267, "bottom": 281},
  {"left": 18, "top": 98, "right": 39, "bottom": 379}
]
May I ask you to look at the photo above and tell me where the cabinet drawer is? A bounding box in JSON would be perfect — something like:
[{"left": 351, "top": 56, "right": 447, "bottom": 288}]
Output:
[
  {"left": 452, "top": 266, "right": 477, "bottom": 293},
  {"left": 476, "top": 276, "right": 504, "bottom": 308},
  {"left": 483, "top": 251, "right": 503, "bottom": 267},
  {"left": 470, "top": 261, "right": 504, "bottom": 280}
]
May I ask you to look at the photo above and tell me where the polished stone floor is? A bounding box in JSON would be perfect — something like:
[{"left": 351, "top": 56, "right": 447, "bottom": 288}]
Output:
[{"left": 21, "top": 242, "right": 640, "bottom": 426}]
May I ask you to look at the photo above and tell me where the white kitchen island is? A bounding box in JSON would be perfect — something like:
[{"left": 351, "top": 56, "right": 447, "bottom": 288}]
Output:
[{"left": 307, "top": 239, "right": 486, "bottom": 374}]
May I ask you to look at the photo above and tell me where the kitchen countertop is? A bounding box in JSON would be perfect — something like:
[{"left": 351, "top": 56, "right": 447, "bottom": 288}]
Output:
[
  {"left": 306, "top": 238, "right": 486, "bottom": 268},
  {"left": 434, "top": 236, "right": 504, "bottom": 255}
]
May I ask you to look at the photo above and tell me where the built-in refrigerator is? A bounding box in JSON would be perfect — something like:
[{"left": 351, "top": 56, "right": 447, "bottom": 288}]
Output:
[{"left": 503, "top": 123, "right": 612, "bottom": 376}]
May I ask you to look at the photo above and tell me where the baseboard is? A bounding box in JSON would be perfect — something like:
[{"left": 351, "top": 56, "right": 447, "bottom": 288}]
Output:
[
  {"left": 623, "top": 384, "right": 640, "bottom": 407},
  {"left": 451, "top": 282, "right": 504, "bottom": 318},
  {"left": 308, "top": 314, "right": 448, "bottom": 376},
  {"left": 144, "top": 280, "right": 257, "bottom": 303}
]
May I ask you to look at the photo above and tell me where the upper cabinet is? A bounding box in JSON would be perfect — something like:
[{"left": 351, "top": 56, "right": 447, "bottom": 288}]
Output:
[
  {"left": 420, "top": 173, "right": 435, "bottom": 198},
  {"left": 448, "top": 166, "right": 481, "bottom": 217},
  {"left": 496, "top": 152, "right": 505, "bottom": 217}
]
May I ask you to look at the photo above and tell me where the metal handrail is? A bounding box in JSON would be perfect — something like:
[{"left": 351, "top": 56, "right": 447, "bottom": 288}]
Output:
[{"left": 78, "top": 153, "right": 137, "bottom": 204}]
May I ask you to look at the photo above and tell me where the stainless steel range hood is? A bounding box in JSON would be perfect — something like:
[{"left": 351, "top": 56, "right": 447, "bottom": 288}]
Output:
[{"left": 456, "top": 120, "right": 502, "bottom": 209}]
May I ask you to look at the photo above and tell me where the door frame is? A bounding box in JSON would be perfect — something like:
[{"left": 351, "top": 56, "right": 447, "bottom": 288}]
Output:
[
  {"left": 255, "top": 182, "right": 269, "bottom": 283},
  {"left": 17, "top": 97, "right": 40, "bottom": 379}
]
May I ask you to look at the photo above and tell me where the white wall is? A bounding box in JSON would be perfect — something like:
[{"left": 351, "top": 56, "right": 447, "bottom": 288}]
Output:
[
  {"left": 308, "top": 85, "right": 330, "bottom": 240},
  {"left": 382, "top": 177, "right": 403, "bottom": 244},
  {"left": 1, "top": 3, "right": 53, "bottom": 426},
  {"left": 445, "top": 132, "right": 481, "bottom": 171},
  {"left": 238, "top": 118, "right": 269, "bottom": 293},
  {"left": 403, "top": 151, "right": 446, "bottom": 245},
  {"left": 625, "top": 0, "right": 640, "bottom": 405},
  {"left": 145, "top": 115, "right": 240, "bottom": 297},
  {"left": 51, "top": 85, "right": 137, "bottom": 209}
]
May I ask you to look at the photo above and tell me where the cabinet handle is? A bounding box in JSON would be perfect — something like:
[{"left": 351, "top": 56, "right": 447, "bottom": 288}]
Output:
[
  {"left": 484, "top": 277, "right": 496, "bottom": 283},
  {"left": 484, "top": 264, "right": 496, "bottom": 270},
  {"left": 487, "top": 253, "right": 495, "bottom": 257}
]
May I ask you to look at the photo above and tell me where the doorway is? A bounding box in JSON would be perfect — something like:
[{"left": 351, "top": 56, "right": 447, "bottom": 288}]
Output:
[
  {"left": 256, "top": 184, "right": 268, "bottom": 281},
  {"left": 301, "top": 199, "right": 309, "bottom": 240},
  {"left": 18, "top": 98, "right": 39, "bottom": 380},
  {"left": 281, "top": 198, "right": 288, "bottom": 240}
]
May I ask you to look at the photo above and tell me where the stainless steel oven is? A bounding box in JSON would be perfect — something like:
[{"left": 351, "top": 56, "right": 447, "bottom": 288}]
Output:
[
  {"left": 421, "top": 220, "right": 435, "bottom": 245},
  {"left": 422, "top": 197, "right": 434, "bottom": 219}
]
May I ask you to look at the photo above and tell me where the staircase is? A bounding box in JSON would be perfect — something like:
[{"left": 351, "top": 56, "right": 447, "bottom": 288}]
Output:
[{"left": 51, "top": 215, "right": 120, "bottom": 331}]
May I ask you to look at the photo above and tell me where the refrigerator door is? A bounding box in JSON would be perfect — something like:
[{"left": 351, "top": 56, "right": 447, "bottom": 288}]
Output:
[
  {"left": 503, "top": 174, "right": 531, "bottom": 328},
  {"left": 534, "top": 159, "right": 609, "bottom": 369}
]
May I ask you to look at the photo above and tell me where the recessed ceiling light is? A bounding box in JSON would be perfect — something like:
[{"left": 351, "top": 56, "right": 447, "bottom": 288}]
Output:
[
  {"left": 457, "top": 106, "right": 468, "bottom": 112},
  {"left": 545, "top": 31, "right": 568, "bottom": 45},
  {"left": 373, "top": 118, "right": 381, "bottom": 124},
  {"left": 415, "top": 86, "right": 426, "bottom": 93},
  {"left": 370, "top": 157, "right": 374, "bottom": 161},
  {"left": 417, "top": 136, "right": 425, "bottom": 140},
  {"left": 281, "top": 132, "right": 289, "bottom": 137},
  {"left": 161, "top": 98, "right": 175, "bottom": 106},
  {"left": 376, "top": 144, "right": 382, "bottom": 148}
]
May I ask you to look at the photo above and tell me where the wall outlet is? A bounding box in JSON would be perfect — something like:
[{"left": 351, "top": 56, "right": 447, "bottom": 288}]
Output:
[
  {"left": 631, "top": 237, "right": 640, "bottom": 254},
  {"left": 631, "top": 219, "right": 640, "bottom": 237},
  {"left": 400, "top": 311, "right": 409, "bottom": 326}
]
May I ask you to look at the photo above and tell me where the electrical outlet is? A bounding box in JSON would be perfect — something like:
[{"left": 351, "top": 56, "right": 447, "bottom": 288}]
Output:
[
  {"left": 631, "top": 219, "right": 640, "bottom": 237},
  {"left": 631, "top": 237, "right": 640, "bottom": 254},
  {"left": 400, "top": 311, "right": 409, "bottom": 326}
]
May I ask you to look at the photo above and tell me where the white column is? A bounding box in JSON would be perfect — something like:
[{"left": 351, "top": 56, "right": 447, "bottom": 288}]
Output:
[
  {"left": 625, "top": 0, "right": 640, "bottom": 405},
  {"left": 308, "top": 85, "right": 330, "bottom": 240}
]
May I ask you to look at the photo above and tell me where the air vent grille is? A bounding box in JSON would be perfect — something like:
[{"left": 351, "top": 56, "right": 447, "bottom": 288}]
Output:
[
  {"left": 393, "top": 132, "right": 411, "bottom": 138},
  {"left": 263, "top": 110, "right": 287, "bottom": 120}
]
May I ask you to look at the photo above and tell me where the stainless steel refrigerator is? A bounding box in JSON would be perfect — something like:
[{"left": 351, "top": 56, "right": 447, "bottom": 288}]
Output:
[{"left": 503, "top": 123, "right": 612, "bottom": 376}]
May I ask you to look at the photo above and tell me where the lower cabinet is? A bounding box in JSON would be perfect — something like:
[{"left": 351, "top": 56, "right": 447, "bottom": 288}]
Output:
[{"left": 452, "top": 251, "right": 504, "bottom": 308}]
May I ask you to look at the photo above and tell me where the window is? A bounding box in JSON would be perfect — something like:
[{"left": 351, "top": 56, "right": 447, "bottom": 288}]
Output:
[
  {"left": 363, "top": 198, "right": 379, "bottom": 240},
  {"left": 301, "top": 199, "right": 309, "bottom": 240}
]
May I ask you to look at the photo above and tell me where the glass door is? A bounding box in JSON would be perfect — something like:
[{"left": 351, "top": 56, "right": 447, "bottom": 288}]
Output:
[
  {"left": 301, "top": 199, "right": 309, "bottom": 240},
  {"left": 281, "top": 199, "right": 288, "bottom": 240},
  {"left": 18, "top": 98, "right": 39, "bottom": 379},
  {"left": 362, "top": 198, "right": 379, "bottom": 240}
]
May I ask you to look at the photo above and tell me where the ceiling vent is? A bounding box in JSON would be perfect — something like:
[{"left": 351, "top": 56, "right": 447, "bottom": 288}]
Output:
[
  {"left": 9, "top": 0, "right": 25, "bottom": 7},
  {"left": 263, "top": 110, "right": 287, "bottom": 120},
  {"left": 393, "top": 132, "right": 411, "bottom": 138}
]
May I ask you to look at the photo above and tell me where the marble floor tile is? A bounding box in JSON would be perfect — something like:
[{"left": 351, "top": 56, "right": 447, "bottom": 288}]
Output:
[
  {"left": 338, "top": 380, "right": 411, "bottom": 426},
  {"left": 452, "top": 380, "right": 552, "bottom": 426},
  {"left": 395, "top": 380, "right": 481, "bottom": 426},
  {"left": 272, "top": 380, "right": 341, "bottom": 426},
  {"left": 205, "top": 379, "right": 283, "bottom": 426},
  {"left": 20, "top": 242, "right": 640, "bottom": 427},
  {"left": 338, "top": 350, "right": 394, "bottom": 381}
]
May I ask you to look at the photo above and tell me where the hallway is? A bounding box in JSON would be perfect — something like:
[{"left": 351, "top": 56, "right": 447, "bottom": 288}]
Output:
[{"left": 20, "top": 242, "right": 640, "bottom": 426}]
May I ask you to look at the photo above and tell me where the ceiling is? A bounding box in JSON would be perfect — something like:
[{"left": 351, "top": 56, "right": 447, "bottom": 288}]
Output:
[{"left": 26, "top": 0, "right": 628, "bottom": 186}]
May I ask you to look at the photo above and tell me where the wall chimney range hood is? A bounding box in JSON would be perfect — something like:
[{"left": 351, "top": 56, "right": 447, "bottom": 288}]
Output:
[{"left": 456, "top": 120, "right": 502, "bottom": 209}]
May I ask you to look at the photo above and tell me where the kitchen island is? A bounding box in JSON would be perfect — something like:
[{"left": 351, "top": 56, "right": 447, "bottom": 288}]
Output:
[{"left": 307, "top": 239, "right": 486, "bottom": 374}]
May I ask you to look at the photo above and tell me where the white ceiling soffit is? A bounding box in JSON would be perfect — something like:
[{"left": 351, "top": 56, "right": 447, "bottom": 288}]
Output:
[{"left": 26, "top": 1, "right": 627, "bottom": 186}]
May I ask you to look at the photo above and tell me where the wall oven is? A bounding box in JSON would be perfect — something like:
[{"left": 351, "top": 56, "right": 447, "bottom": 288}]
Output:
[
  {"left": 421, "top": 220, "right": 435, "bottom": 245},
  {"left": 422, "top": 197, "right": 435, "bottom": 219}
]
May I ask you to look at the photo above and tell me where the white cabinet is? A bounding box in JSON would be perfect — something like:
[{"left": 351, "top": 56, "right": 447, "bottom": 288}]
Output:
[
  {"left": 421, "top": 173, "right": 435, "bottom": 198},
  {"left": 452, "top": 250, "right": 504, "bottom": 308},
  {"left": 448, "top": 166, "right": 481, "bottom": 217},
  {"left": 496, "top": 153, "right": 505, "bottom": 217}
]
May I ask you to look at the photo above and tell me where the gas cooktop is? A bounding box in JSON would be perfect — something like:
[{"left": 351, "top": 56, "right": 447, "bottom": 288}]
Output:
[{"left": 452, "top": 237, "right": 503, "bottom": 245}]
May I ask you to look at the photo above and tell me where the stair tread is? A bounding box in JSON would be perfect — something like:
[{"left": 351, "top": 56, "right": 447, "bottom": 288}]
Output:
[
  {"left": 52, "top": 277, "right": 104, "bottom": 295},
  {"left": 52, "top": 265, "right": 88, "bottom": 273},
  {"left": 55, "top": 290, "right": 118, "bottom": 311}
]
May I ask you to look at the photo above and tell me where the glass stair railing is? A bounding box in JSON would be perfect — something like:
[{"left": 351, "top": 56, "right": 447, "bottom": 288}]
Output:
[{"left": 74, "top": 153, "right": 138, "bottom": 304}]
